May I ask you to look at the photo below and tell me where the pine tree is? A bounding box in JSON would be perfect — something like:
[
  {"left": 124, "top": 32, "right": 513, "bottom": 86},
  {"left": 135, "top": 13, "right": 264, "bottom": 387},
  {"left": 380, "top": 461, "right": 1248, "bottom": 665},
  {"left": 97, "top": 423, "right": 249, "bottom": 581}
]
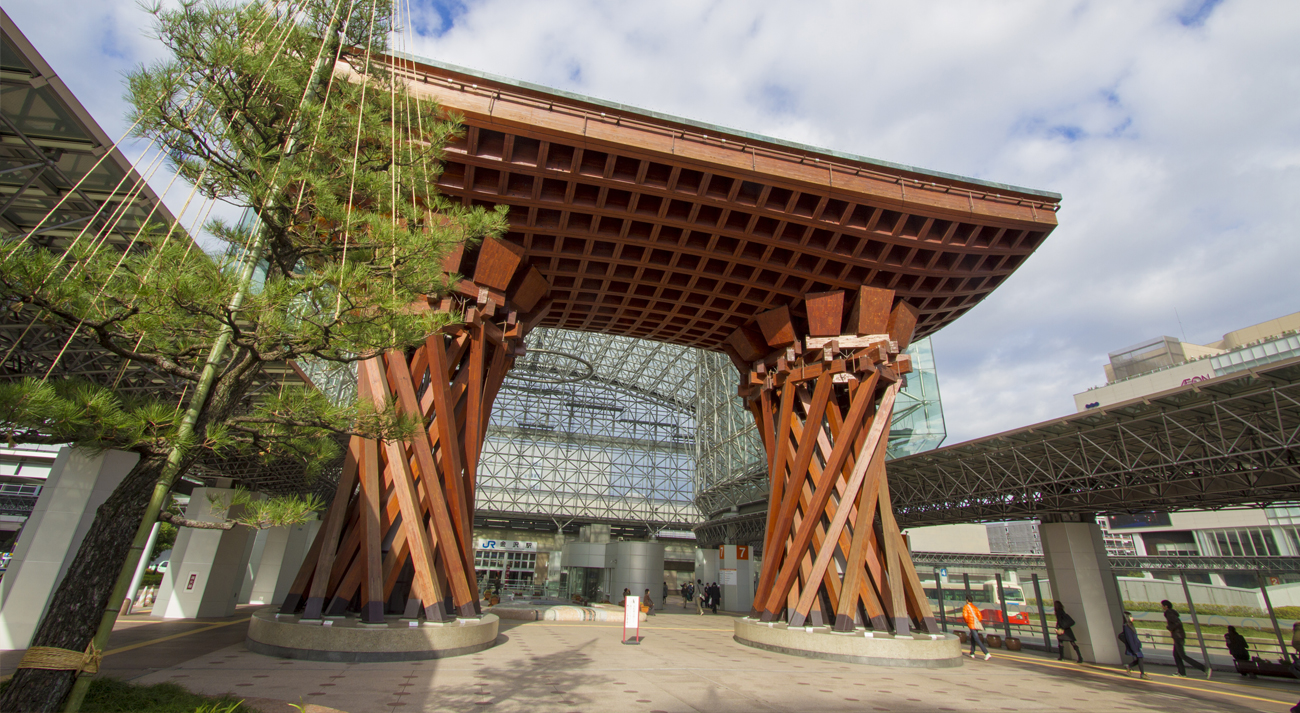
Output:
[{"left": 0, "top": 1, "right": 503, "bottom": 709}]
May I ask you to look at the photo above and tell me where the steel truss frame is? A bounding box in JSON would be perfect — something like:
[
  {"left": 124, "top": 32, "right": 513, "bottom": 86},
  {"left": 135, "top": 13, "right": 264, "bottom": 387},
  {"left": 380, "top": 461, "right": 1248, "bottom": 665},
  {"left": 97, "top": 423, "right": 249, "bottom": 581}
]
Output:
[
  {"left": 910, "top": 550, "right": 1300, "bottom": 576},
  {"left": 889, "top": 357, "right": 1300, "bottom": 527},
  {"left": 478, "top": 332, "right": 698, "bottom": 529}
]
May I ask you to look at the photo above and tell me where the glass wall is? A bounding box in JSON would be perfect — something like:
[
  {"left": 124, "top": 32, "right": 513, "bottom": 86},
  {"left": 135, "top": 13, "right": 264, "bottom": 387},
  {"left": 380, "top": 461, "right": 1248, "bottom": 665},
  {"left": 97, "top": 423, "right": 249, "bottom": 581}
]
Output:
[{"left": 919, "top": 557, "right": 1300, "bottom": 673}]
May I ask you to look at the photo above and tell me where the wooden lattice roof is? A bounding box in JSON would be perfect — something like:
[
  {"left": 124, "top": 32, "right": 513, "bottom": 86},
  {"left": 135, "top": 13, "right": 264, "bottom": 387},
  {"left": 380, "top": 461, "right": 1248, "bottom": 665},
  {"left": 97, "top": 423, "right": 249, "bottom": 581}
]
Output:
[{"left": 386, "top": 54, "right": 1061, "bottom": 352}]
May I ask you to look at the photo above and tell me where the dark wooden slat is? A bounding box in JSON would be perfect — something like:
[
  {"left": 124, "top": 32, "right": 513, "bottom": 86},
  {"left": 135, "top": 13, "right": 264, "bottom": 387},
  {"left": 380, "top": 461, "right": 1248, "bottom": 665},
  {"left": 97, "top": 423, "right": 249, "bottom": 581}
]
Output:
[
  {"left": 300, "top": 435, "right": 362, "bottom": 619},
  {"left": 359, "top": 437, "right": 385, "bottom": 622}
]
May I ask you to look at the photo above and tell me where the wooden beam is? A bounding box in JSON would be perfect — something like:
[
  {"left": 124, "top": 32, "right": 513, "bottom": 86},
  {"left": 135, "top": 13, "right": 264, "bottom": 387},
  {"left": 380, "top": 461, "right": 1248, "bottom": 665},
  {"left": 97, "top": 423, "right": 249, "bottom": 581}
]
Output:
[
  {"left": 358, "top": 437, "right": 385, "bottom": 623},
  {"left": 361, "top": 357, "right": 446, "bottom": 620},
  {"left": 300, "top": 435, "right": 362, "bottom": 619},
  {"left": 846, "top": 286, "right": 895, "bottom": 336},
  {"left": 804, "top": 290, "right": 845, "bottom": 337},
  {"left": 766, "top": 375, "right": 884, "bottom": 620}
]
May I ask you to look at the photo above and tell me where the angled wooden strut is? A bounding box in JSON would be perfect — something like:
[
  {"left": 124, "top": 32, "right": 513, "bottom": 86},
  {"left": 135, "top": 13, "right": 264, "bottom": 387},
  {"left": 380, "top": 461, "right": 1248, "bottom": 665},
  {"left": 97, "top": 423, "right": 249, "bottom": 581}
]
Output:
[
  {"left": 728, "top": 286, "right": 940, "bottom": 636},
  {"left": 280, "top": 237, "right": 551, "bottom": 622}
]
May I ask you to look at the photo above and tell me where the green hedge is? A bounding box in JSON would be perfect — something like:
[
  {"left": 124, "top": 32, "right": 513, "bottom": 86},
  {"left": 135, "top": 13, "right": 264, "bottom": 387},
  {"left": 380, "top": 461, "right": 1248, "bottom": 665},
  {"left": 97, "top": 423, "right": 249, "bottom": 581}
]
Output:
[
  {"left": 1122, "top": 600, "right": 1300, "bottom": 619},
  {"left": 1030, "top": 598, "right": 1300, "bottom": 620}
]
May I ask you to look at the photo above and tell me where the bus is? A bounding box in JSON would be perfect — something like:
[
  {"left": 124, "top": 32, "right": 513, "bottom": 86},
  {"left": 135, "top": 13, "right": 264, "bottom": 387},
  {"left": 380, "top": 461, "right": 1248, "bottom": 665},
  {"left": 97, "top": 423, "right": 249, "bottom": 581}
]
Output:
[{"left": 919, "top": 577, "right": 1026, "bottom": 618}]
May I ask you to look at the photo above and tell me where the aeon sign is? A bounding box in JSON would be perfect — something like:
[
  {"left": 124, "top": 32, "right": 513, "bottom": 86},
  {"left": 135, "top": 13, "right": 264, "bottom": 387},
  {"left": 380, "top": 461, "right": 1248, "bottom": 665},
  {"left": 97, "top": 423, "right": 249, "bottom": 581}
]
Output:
[{"left": 1181, "top": 375, "right": 1213, "bottom": 386}]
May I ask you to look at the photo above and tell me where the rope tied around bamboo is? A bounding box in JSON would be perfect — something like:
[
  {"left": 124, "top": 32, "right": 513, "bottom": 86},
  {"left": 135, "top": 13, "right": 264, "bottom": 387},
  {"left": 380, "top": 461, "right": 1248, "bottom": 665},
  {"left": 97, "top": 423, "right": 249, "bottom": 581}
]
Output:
[{"left": 15, "top": 643, "right": 102, "bottom": 675}]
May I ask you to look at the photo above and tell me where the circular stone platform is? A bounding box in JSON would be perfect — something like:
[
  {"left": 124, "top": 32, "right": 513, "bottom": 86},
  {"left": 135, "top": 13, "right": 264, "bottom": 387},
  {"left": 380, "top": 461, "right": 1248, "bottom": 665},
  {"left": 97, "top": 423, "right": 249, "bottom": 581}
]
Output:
[
  {"left": 734, "top": 617, "right": 963, "bottom": 668},
  {"left": 246, "top": 607, "right": 499, "bottom": 662},
  {"left": 489, "top": 599, "right": 646, "bottom": 623}
]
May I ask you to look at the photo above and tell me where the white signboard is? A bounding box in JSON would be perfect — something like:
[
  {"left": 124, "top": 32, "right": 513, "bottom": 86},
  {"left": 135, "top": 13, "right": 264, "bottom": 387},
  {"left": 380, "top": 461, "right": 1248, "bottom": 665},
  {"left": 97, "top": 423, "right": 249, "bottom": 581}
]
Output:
[
  {"left": 623, "top": 596, "right": 640, "bottom": 628},
  {"left": 476, "top": 539, "right": 537, "bottom": 552},
  {"left": 623, "top": 595, "right": 641, "bottom": 644},
  {"left": 721, "top": 568, "right": 738, "bottom": 586}
]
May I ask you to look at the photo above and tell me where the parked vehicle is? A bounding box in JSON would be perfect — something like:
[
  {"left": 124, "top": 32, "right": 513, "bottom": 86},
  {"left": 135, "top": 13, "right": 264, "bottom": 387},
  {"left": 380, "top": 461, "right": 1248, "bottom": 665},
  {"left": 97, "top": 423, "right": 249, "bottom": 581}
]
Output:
[{"left": 920, "top": 577, "right": 1027, "bottom": 616}]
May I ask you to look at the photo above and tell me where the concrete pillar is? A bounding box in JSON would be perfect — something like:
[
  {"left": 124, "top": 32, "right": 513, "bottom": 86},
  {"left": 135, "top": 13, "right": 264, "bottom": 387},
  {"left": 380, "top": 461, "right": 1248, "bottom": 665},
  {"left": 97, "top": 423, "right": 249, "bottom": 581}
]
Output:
[
  {"left": 719, "top": 544, "right": 754, "bottom": 613},
  {"left": 1040, "top": 518, "right": 1124, "bottom": 664},
  {"left": 604, "top": 541, "right": 664, "bottom": 607},
  {"left": 695, "top": 546, "right": 719, "bottom": 591},
  {"left": 247, "top": 519, "right": 320, "bottom": 606},
  {"left": 237, "top": 528, "right": 269, "bottom": 604},
  {"left": 152, "top": 488, "right": 258, "bottom": 619},
  {"left": 0, "top": 448, "right": 138, "bottom": 649}
]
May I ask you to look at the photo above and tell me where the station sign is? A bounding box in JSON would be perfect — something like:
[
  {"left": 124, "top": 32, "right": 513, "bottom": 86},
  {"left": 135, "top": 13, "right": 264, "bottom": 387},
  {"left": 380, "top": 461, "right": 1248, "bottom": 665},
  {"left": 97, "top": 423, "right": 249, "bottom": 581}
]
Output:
[{"left": 476, "top": 539, "right": 538, "bottom": 552}]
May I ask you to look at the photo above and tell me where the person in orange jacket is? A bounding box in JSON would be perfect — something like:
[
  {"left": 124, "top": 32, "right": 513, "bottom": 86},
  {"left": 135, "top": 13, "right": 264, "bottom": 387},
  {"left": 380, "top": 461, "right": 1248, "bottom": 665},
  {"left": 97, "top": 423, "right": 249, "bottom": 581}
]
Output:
[{"left": 962, "top": 595, "right": 991, "bottom": 660}]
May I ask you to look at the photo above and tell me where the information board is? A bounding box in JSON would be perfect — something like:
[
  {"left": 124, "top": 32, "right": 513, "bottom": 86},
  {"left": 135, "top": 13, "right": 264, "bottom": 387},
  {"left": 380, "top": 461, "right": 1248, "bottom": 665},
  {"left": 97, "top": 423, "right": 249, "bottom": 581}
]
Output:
[
  {"left": 622, "top": 595, "right": 640, "bottom": 644},
  {"left": 721, "top": 568, "right": 737, "bottom": 585}
]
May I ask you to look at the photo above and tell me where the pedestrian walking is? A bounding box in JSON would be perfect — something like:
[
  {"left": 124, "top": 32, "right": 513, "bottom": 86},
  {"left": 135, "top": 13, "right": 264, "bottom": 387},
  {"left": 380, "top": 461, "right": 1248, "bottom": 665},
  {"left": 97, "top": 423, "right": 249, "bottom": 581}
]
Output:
[
  {"left": 1118, "top": 612, "right": 1149, "bottom": 679},
  {"left": 962, "top": 596, "right": 991, "bottom": 660},
  {"left": 1225, "top": 625, "right": 1249, "bottom": 663},
  {"left": 644, "top": 588, "right": 655, "bottom": 617},
  {"left": 682, "top": 582, "right": 692, "bottom": 609},
  {"left": 1053, "top": 601, "right": 1083, "bottom": 663},
  {"left": 1291, "top": 621, "right": 1300, "bottom": 658},
  {"left": 621, "top": 587, "right": 631, "bottom": 606},
  {"left": 696, "top": 579, "right": 705, "bottom": 615},
  {"left": 663, "top": 581, "right": 669, "bottom": 604},
  {"left": 710, "top": 582, "right": 719, "bottom": 614},
  {"left": 1161, "top": 599, "right": 1208, "bottom": 678}
]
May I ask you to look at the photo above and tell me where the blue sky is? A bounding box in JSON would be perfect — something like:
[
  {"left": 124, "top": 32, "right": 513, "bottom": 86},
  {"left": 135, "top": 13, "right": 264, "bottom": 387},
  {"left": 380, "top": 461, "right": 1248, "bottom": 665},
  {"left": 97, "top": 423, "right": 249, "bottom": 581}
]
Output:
[{"left": 7, "top": 0, "right": 1299, "bottom": 443}]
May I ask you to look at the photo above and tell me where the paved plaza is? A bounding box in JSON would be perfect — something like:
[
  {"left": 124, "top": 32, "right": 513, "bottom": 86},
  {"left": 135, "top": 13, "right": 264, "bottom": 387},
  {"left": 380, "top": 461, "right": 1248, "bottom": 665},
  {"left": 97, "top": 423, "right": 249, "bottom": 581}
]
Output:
[{"left": 5, "top": 602, "right": 1296, "bottom": 713}]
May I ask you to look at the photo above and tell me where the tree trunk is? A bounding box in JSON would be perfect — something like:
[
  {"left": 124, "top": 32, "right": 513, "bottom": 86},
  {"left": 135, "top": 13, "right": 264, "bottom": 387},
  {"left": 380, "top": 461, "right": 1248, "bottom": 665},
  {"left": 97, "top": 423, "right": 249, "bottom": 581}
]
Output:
[{"left": 0, "top": 453, "right": 170, "bottom": 712}]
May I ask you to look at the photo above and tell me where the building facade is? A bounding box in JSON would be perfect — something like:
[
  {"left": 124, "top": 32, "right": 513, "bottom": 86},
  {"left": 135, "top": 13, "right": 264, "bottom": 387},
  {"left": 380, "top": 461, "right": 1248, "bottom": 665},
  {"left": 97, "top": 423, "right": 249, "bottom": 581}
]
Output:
[{"left": 1074, "top": 310, "right": 1300, "bottom": 411}]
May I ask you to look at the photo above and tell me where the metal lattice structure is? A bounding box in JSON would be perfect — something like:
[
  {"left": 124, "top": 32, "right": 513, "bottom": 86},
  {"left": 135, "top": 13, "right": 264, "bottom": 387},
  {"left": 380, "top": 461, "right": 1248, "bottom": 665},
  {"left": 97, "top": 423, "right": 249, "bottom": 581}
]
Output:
[
  {"left": 890, "top": 356, "right": 1300, "bottom": 527},
  {"left": 910, "top": 550, "right": 1300, "bottom": 575},
  {"left": 694, "top": 349, "right": 767, "bottom": 517},
  {"left": 477, "top": 327, "right": 698, "bottom": 529}
]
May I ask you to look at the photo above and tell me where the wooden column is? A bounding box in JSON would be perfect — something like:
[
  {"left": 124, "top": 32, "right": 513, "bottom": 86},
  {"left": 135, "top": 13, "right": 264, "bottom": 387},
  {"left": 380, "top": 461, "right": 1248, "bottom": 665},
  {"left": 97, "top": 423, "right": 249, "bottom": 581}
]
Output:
[
  {"left": 281, "top": 238, "right": 550, "bottom": 622},
  {"left": 726, "top": 286, "right": 940, "bottom": 636}
]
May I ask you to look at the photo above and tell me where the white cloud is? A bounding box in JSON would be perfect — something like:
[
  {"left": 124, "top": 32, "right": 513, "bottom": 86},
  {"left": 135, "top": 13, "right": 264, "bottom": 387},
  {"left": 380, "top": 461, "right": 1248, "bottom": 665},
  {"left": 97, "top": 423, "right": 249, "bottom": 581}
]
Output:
[{"left": 8, "top": 0, "right": 1299, "bottom": 443}]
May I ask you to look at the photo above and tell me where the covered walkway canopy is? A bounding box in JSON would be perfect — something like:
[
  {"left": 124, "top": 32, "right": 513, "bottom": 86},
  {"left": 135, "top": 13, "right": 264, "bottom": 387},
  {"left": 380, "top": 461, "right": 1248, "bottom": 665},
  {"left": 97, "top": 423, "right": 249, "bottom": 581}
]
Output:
[{"left": 890, "top": 355, "right": 1300, "bottom": 527}]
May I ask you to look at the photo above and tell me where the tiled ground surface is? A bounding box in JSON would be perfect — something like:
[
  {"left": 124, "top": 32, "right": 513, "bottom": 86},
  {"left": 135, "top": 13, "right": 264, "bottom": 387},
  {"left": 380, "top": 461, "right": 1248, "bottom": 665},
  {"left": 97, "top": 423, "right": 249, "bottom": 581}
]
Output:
[
  {"left": 6, "top": 602, "right": 1300, "bottom": 712},
  {"left": 122, "top": 604, "right": 1299, "bottom": 713}
]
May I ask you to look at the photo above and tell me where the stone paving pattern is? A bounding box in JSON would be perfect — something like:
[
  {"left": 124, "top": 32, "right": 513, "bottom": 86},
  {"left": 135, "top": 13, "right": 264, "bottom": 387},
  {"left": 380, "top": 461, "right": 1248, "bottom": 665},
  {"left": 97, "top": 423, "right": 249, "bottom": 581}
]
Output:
[{"left": 120, "top": 604, "right": 1297, "bottom": 713}]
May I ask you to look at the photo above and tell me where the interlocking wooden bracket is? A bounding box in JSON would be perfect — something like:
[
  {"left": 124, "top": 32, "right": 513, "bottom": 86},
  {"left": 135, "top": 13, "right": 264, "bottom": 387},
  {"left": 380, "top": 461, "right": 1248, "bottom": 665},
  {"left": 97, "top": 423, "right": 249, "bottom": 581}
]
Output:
[
  {"left": 726, "top": 286, "right": 938, "bottom": 635},
  {"left": 280, "top": 238, "right": 551, "bottom": 622}
]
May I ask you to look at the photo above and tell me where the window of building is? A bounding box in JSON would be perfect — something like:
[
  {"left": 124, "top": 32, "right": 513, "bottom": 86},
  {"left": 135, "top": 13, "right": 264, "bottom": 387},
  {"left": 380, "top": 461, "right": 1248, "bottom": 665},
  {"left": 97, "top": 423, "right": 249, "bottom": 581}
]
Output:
[
  {"left": 1154, "top": 542, "right": 1199, "bottom": 557},
  {"left": 1196, "top": 527, "right": 1280, "bottom": 557}
]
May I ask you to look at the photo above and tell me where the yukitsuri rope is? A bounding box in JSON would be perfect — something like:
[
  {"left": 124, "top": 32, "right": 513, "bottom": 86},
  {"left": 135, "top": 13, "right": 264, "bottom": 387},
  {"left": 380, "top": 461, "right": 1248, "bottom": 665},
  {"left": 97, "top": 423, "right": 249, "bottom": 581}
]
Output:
[{"left": 16, "top": 642, "right": 102, "bottom": 675}]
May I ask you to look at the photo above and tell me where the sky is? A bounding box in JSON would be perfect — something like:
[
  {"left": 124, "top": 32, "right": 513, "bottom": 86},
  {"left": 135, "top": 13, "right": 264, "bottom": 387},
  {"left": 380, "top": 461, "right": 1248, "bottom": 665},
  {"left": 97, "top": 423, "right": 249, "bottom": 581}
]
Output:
[{"left": 7, "top": 0, "right": 1299, "bottom": 444}]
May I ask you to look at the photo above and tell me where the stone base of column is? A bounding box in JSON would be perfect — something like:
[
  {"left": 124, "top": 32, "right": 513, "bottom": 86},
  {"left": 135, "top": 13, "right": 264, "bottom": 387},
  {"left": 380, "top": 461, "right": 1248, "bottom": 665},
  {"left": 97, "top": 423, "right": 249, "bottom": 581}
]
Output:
[
  {"left": 734, "top": 617, "right": 963, "bottom": 668},
  {"left": 245, "top": 607, "right": 499, "bottom": 662}
]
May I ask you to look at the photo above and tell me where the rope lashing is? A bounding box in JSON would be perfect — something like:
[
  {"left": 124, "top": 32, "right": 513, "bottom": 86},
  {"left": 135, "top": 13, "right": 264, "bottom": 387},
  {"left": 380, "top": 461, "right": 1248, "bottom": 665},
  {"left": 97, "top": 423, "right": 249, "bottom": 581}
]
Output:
[{"left": 16, "top": 643, "right": 102, "bottom": 675}]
